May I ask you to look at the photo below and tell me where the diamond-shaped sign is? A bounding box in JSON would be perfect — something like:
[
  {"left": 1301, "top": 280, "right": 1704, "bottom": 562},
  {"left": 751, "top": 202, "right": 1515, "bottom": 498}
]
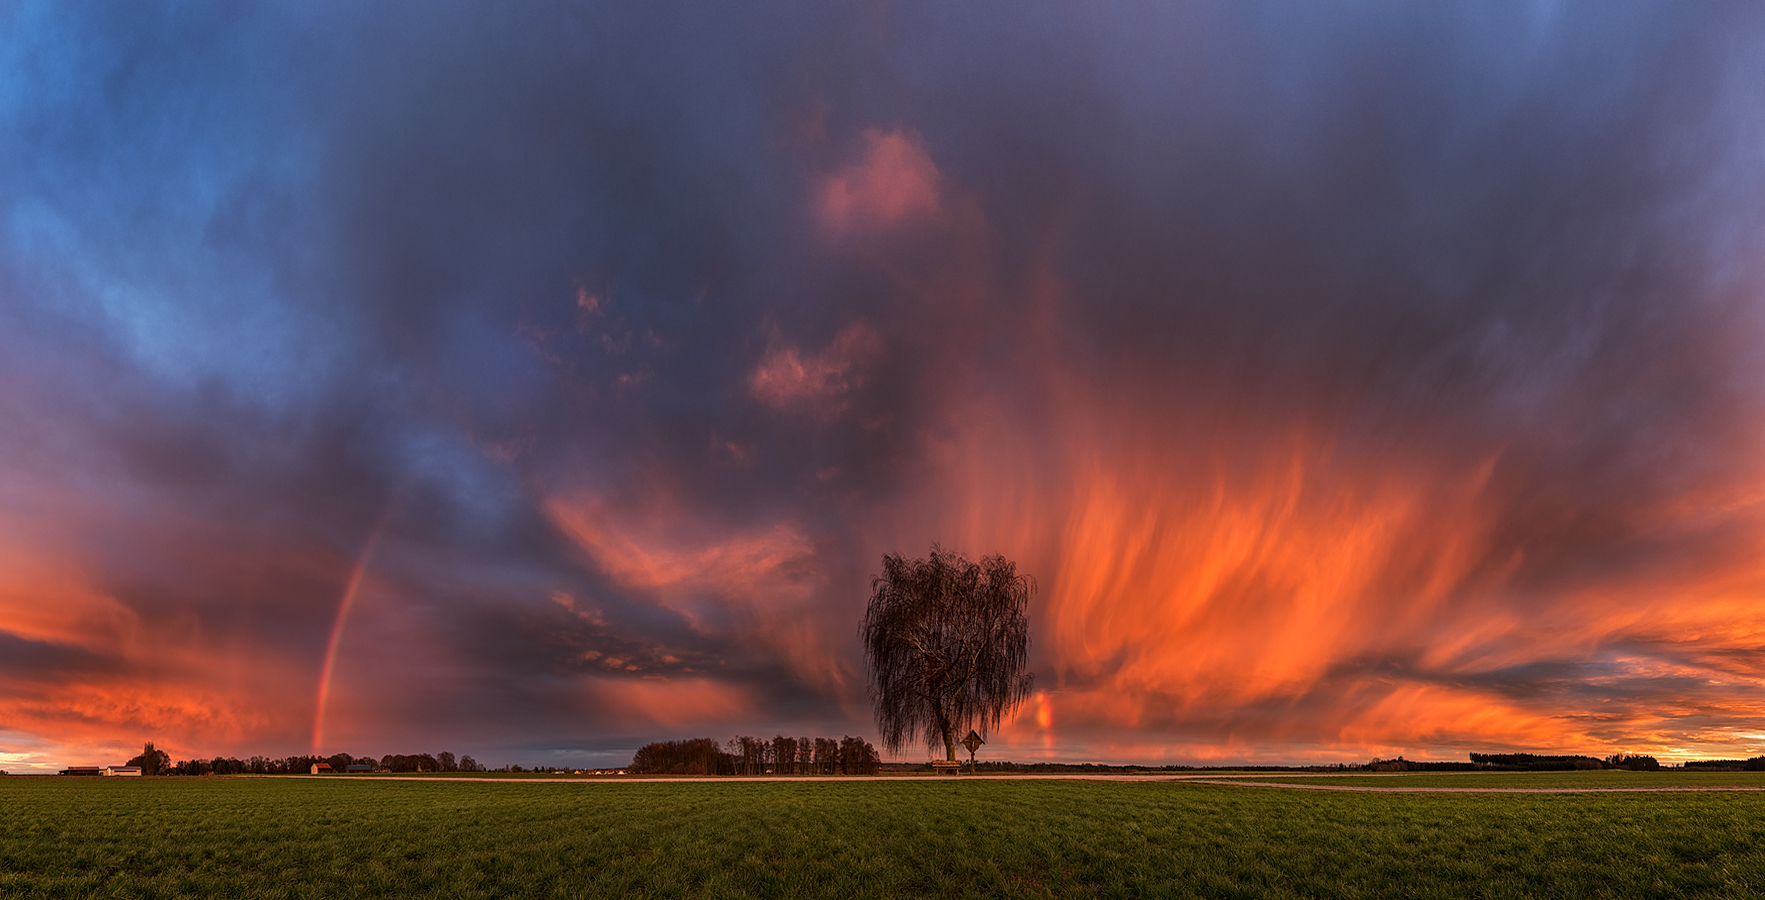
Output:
[{"left": 961, "top": 730, "right": 985, "bottom": 755}]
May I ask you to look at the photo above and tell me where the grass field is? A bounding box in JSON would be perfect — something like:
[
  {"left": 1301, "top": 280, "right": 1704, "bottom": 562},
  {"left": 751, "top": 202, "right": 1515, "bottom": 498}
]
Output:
[
  {"left": 1200, "top": 771, "right": 1765, "bottom": 790},
  {"left": 4, "top": 776, "right": 1764, "bottom": 898}
]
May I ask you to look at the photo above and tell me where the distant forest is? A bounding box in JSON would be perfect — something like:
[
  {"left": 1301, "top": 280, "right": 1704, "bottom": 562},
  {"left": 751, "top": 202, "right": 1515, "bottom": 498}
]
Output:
[
  {"left": 1364, "top": 753, "right": 1682, "bottom": 772},
  {"left": 120, "top": 743, "right": 488, "bottom": 776},
  {"left": 629, "top": 735, "right": 881, "bottom": 775},
  {"left": 1371, "top": 752, "right": 1765, "bottom": 772}
]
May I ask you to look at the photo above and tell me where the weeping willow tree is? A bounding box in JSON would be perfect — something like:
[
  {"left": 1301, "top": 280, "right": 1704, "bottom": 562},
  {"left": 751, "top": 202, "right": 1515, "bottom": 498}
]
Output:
[{"left": 861, "top": 547, "right": 1034, "bottom": 762}]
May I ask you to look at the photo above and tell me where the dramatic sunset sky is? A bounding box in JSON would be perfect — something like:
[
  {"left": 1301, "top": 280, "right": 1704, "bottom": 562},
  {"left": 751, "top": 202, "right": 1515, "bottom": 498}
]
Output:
[{"left": 6, "top": 1, "right": 1765, "bottom": 773}]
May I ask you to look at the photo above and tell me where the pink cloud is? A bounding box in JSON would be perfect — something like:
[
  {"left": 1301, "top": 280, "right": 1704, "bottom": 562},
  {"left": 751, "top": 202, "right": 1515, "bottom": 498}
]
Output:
[
  {"left": 584, "top": 676, "right": 759, "bottom": 731},
  {"left": 749, "top": 323, "right": 882, "bottom": 411},
  {"left": 543, "top": 495, "right": 854, "bottom": 692},
  {"left": 819, "top": 129, "right": 942, "bottom": 233}
]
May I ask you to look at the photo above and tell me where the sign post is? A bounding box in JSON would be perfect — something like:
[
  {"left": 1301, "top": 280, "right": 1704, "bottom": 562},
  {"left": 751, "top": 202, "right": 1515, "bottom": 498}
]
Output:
[{"left": 961, "top": 730, "right": 985, "bottom": 775}]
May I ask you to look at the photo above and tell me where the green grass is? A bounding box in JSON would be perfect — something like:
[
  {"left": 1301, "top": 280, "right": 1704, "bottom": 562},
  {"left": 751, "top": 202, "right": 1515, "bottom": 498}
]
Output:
[
  {"left": 1201, "top": 771, "right": 1765, "bottom": 789},
  {"left": 4, "top": 776, "right": 1764, "bottom": 898}
]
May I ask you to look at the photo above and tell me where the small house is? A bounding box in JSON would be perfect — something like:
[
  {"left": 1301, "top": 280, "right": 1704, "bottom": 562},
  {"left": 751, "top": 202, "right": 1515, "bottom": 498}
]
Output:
[{"left": 310, "top": 762, "right": 334, "bottom": 775}]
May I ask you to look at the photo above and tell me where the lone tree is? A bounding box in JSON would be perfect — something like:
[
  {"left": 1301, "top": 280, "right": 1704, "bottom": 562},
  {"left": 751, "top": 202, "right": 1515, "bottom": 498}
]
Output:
[
  {"left": 127, "top": 742, "right": 170, "bottom": 776},
  {"left": 861, "top": 546, "right": 1033, "bottom": 762}
]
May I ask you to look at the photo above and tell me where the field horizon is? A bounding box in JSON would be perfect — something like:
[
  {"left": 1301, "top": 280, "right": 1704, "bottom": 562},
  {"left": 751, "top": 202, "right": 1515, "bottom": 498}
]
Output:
[{"left": 8, "top": 775, "right": 1765, "bottom": 898}]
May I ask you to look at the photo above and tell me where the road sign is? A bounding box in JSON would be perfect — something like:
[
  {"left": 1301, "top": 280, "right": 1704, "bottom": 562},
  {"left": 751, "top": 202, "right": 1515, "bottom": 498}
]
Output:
[{"left": 961, "top": 730, "right": 985, "bottom": 755}]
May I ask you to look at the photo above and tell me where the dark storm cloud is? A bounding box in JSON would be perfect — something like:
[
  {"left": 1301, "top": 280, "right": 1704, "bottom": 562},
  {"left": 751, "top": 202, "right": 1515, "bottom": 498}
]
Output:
[{"left": 5, "top": 0, "right": 1765, "bottom": 768}]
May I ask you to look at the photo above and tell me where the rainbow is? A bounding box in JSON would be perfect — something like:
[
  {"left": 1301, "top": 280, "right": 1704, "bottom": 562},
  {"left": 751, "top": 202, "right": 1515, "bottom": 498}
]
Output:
[{"left": 311, "top": 514, "right": 392, "bottom": 756}]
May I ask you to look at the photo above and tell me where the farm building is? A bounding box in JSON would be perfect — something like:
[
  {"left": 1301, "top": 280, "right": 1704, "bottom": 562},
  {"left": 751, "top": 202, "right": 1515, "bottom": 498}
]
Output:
[{"left": 102, "top": 766, "right": 142, "bottom": 776}]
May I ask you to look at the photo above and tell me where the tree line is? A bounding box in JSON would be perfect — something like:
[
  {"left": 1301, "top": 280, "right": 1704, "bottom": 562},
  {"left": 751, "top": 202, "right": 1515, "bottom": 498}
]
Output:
[
  {"left": 1682, "top": 756, "right": 1765, "bottom": 771},
  {"left": 123, "top": 742, "right": 485, "bottom": 775},
  {"left": 1464, "top": 752, "right": 1666, "bottom": 771},
  {"left": 629, "top": 735, "right": 881, "bottom": 775}
]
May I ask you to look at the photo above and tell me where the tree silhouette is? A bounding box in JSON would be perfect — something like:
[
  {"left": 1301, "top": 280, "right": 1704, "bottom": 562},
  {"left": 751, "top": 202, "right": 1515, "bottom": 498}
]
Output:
[
  {"left": 813, "top": 737, "right": 838, "bottom": 773},
  {"left": 861, "top": 546, "right": 1033, "bottom": 762},
  {"left": 127, "top": 741, "right": 171, "bottom": 776}
]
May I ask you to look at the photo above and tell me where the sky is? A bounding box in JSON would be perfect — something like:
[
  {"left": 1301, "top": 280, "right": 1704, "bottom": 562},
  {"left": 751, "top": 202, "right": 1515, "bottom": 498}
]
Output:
[{"left": 5, "top": 1, "right": 1765, "bottom": 773}]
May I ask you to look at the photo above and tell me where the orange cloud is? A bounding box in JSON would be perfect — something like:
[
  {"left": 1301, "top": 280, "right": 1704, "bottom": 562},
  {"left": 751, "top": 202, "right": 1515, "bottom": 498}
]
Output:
[
  {"left": 864, "top": 352, "right": 1765, "bottom": 763},
  {"left": 0, "top": 550, "right": 143, "bottom": 655},
  {"left": 0, "top": 510, "right": 375, "bottom": 770}
]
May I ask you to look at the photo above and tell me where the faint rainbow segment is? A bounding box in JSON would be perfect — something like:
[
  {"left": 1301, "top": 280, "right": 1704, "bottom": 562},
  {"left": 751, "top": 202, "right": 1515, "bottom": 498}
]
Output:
[{"left": 312, "top": 512, "right": 392, "bottom": 756}]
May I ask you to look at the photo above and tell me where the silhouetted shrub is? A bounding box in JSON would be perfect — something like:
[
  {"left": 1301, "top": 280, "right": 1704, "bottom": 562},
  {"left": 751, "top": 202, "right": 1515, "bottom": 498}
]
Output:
[
  {"left": 629, "top": 738, "right": 734, "bottom": 775},
  {"left": 1470, "top": 753, "right": 1606, "bottom": 771},
  {"left": 839, "top": 736, "right": 880, "bottom": 775},
  {"left": 1604, "top": 753, "right": 1661, "bottom": 771}
]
